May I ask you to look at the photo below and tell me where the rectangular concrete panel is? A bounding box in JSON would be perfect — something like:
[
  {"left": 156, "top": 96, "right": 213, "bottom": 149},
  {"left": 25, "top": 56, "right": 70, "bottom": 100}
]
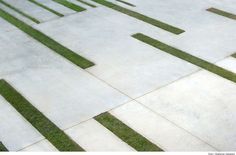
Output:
[
  {"left": 137, "top": 70, "right": 236, "bottom": 151},
  {"left": 110, "top": 101, "right": 216, "bottom": 151},
  {"left": 65, "top": 119, "right": 135, "bottom": 151},
  {"left": 20, "top": 140, "right": 58, "bottom": 152},
  {"left": 0, "top": 96, "right": 44, "bottom": 151}
]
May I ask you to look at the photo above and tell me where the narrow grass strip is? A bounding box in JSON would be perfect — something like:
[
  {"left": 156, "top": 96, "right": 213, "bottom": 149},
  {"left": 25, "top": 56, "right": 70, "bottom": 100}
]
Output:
[
  {"left": 95, "top": 112, "right": 163, "bottom": 151},
  {"left": 0, "top": 142, "right": 8, "bottom": 152},
  {"left": 132, "top": 33, "right": 236, "bottom": 83},
  {"left": 53, "top": 0, "right": 86, "bottom": 12},
  {"left": 91, "top": 0, "right": 184, "bottom": 34},
  {"left": 0, "top": 80, "right": 84, "bottom": 151},
  {"left": 116, "top": 0, "right": 135, "bottom": 7},
  {"left": 207, "top": 7, "right": 236, "bottom": 20},
  {"left": 232, "top": 53, "right": 236, "bottom": 58},
  {"left": 0, "top": 0, "right": 40, "bottom": 23},
  {"left": 28, "top": 0, "right": 64, "bottom": 17},
  {"left": 76, "top": 0, "right": 96, "bottom": 8},
  {"left": 0, "top": 8, "right": 94, "bottom": 69}
]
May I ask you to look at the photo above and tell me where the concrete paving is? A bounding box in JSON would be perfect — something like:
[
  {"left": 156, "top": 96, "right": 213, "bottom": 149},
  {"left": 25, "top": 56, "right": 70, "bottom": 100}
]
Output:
[
  {"left": 65, "top": 119, "right": 135, "bottom": 151},
  {"left": 20, "top": 140, "right": 58, "bottom": 152},
  {"left": 137, "top": 70, "right": 236, "bottom": 151},
  {"left": 0, "top": 96, "right": 44, "bottom": 151},
  {"left": 217, "top": 57, "right": 236, "bottom": 73}
]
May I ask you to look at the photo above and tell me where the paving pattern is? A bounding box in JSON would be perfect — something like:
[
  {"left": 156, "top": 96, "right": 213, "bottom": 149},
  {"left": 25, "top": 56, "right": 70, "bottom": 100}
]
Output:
[{"left": 0, "top": 0, "right": 236, "bottom": 152}]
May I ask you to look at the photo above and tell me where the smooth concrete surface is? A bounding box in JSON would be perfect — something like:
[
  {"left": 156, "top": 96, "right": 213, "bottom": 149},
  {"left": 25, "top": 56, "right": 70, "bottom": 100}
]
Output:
[
  {"left": 20, "top": 140, "right": 58, "bottom": 152},
  {"left": 0, "top": 19, "right": 130, "bottom": 130},
  {"left": 111, "top": 101, "right": 216, "bottom": 151},
  {"left": 5, "top": 0, "right": 58, "bottom": 22},
  {"left": 34, "top": 7, "right": 199, "bottom": 98},
  {"left": 65, "top": 119, "right": 135, "bottom": 151},
  {"left": 0, "top": 96, "right": 44, "bottom": 151},
  {"left": 137, "top": 70, "right": 236, "bottom": 151},
  {"left": 216, "top": 57, "right": 236, "bottom": 73}
]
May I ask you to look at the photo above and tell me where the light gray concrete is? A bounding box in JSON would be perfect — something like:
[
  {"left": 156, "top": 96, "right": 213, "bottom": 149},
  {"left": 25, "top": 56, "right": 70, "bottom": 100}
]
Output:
[
  {"left": 111, "top": 101, "right": 216, "bottom": 151},
  {"left": 34, "top": 7, "right": 199, "bottom": 98},
  {"left": 216, "top": 57, "right": 236, "bottom": 73},
  {"left": 20, "top": 140, "right": 58, "bottom": 152},
  {"left": 137, "top": 70, "right": 236, "bottom": 151},
  {"left": 5, "top": 0, "right": 58, "bottom": 22},
  {"left": 0, "top": 20, "right": 130, "bottom": 130},
  {"left": 65, "top": 119, "right": 135, "bottom": 151},
  {"left": 34, "top": 0, "right": 76, "bottom": 15},
  {"left": 0, "top": 96, "right": 44, "bottom": 151}
]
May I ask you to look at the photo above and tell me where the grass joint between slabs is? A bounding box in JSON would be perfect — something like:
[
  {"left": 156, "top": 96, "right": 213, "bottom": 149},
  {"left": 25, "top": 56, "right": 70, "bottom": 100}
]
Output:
[
  {"left": 0, "top": 0, "right": 40, "bottom": 23},
  {"left": 76, "top": 0, "right": 96, "bottom": 8},
  {"left": 53, "top": 0, "right": 86, "bottom": 12},
  {"left": 232, "top": 53, "right": 236, "bottom": 58},
  {"left": 91, "top": 0, "right": 184, "bottom": 34},
  {"left": 207, "top": 7, "right": 236, "bottom": 20},
  {"left": 0, "top": 8, "right": 94, "bottom": 69},
  {"left": 95, "top": 112, "right": 163, "bottom": 151},
  {"left": 28, "top": 0, "right": 64, "bottom": 17},
  {"left": 132, "top": 33, "right": 236, "bottom": 83},
  {"left": 0, "top": 142, "right": 8, "bottom": 152},
  {"left": 116, "top": 0, "right": 136, "bottom": 7},
  {"left": 0, "top": 79, "right": 84, "bottom": 151}
]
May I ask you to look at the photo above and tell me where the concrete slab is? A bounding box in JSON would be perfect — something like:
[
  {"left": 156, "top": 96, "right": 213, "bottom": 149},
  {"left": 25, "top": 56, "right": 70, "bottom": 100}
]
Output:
[
  {"left": 5, "top": 0, "right": 59, "bottom": 22},
  {"left": 65, "top": 119, "right": 135, "bottom": 151},
  {"left": 110, "top": 101, "right": 216, "bottom": 151},
  {"left": 34, "top": 0, "right": 76, "bottom": 15},
  {"left": 0, "top": 96, "right": 44, "bottom": 151},
  {"left": 20, "top": 140, "right": 58, "bottom": 152},
  {"left": 216, "top": 57, "right": 236, "bottom": 73},
  {"left": 137, "top": 70, "right": 236, "bottom": 151},
  {"left": 0, "top": 20, "right": 130, "bottom": 130},
  {"left": 34, "top": 7, "right": 199, "bottom": 98}
]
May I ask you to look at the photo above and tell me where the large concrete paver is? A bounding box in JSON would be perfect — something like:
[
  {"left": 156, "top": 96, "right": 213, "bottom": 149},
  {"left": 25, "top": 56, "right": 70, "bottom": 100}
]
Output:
[
  {"left": 65, "top": 119, "right": 135, "bottom": 151},
  {"left": 0, "top": 96, "right": 44, "bottom": 151},
  {"left": 110, "top": 101, "right": 216, "bottom": 151},
  {"left": 20, "top": 140, "right": 58, "bottom": 152},
  {"left": 137, "top": 70, "right": 236, "bottom": 151}
]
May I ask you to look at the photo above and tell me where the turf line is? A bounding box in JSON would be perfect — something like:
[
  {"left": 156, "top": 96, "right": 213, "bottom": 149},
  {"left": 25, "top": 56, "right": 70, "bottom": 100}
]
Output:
[
  {"left": 232, "top": 53, "right": 236, "bottom": 58},
  {"left": 132, "top": 33, "right": 236, "bottom": 83},
  {"left": 0, "top": 142, "right": 8, "bottom": 152},
  {"left": 0, "top": 79, "right": 84, "bottom": 151},
  {"left": 0, "top": 0, "right": 40, "bottom": 23},
  {"left": 28, "top": 0, "right": 64, "bottom": 17},
  {"left": 95, "top": 112, "right": 163, "bottom": 151},
  {"left": 91, "top": 0, "right": 184, "bottom": 34},
  {"left": 207, "top": 7, "right": 236, "bottom": 20},
  {"left": 53, "top": 0, "right": 86, "bottom": 12},
  {"left": 116, "top": 0, "right": 135, "bottom": 7},
  {"left": 76, "top": 0, "right": 96, "bottom": 8},
  {"left": 0, "top": 8, "right": 94, "bottom": 69}
]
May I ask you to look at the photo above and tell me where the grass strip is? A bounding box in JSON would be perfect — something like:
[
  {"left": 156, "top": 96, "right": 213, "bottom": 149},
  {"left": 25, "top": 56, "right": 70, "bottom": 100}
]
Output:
[
  {"left": 116, "top": 0, "right": 135, "bottom": 7},
  {"left": 91, "top": 0, "right": 184, "bottom": 34},
  {"left": 28, "top": 0, "right": 64, "bottom": 17},
  {"left": 0, "top": 8, "right": 94, "bottom": 69},
  {"left": 0, "top": 142, "right": 8, "bottom": 152},
  {"left": 232, "top": 53, "right": 236, "bottom": 58},
  {"left": 95, "top": 112, "right": 163, "bottom": 151},
  {"left": 132, "top": 33, "right": 236, "bottom": 83},
  {"left": 53, "top": 0, "right": 86, "bottom": 12},
  {"left": 207, "top": 7, "right": 236, "bottom": 20},
  {"left": 0, "top": 79, "right": 84, "bottom": 151},
  {"left": 0, "top": 0, "right": 40, "bottom": 23},
  {"left": 76, "top": 0, "right": 96, "bottom": 8}
]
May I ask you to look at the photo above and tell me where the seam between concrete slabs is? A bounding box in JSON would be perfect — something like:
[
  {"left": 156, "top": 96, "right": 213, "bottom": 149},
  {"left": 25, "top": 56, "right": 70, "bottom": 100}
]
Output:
[
  {"left": 116, "top": 0, "right": 136, "bottom": 7},
  {"left": 76, "top": 0, "right": 96, "bottom": 8},
  {"left": 53, "top": 0, "right": 86, "bottom": 12},
  {"left": 91, "top": 0, "right": 185, "bottom": 34},
  {"left": 0, "top": 142, "right": 8, "bottom": 152},
  {"left": 207, "top": 7, "right": 236, "bottom": 20}
]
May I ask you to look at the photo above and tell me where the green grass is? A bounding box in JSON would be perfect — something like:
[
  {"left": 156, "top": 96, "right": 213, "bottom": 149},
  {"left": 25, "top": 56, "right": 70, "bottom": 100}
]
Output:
[
  {"left": 132, "top": 33, "right": 236, "bottom": 83},
  {"left": 91, "top": 0, "right": 184, "bottom": 34},
  {"left": 28, "top": 0, "right": 64, "bottom": 17},
  {"left": 0, "top": 0, "right": 40, "bottom": 23},
  {"left": 0, "top": 142, "right": 8, "bottom": 152},
  {"left": 95, "top": 112, "right": 163, "bottom": 151},
  {"left": 207, "top": 7, "right": 236, "bottom": 20},
  {"left": 0, "top": 79, "right": 84, "bottom": 151},
  {"left": 53, "top": 0, "right": 86, "bottom": 12},
  {"left": 76, "top": 0, "right": 96, "bottom": 8},
  {"left": 116, "top": 0, "right": 135, "bottom": 7},
  {"left": 232, "top": 53, "right": 236, "bottom": 58},
  {"left": 0, "top": 8, "right": 94, "bottom": 69}
]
